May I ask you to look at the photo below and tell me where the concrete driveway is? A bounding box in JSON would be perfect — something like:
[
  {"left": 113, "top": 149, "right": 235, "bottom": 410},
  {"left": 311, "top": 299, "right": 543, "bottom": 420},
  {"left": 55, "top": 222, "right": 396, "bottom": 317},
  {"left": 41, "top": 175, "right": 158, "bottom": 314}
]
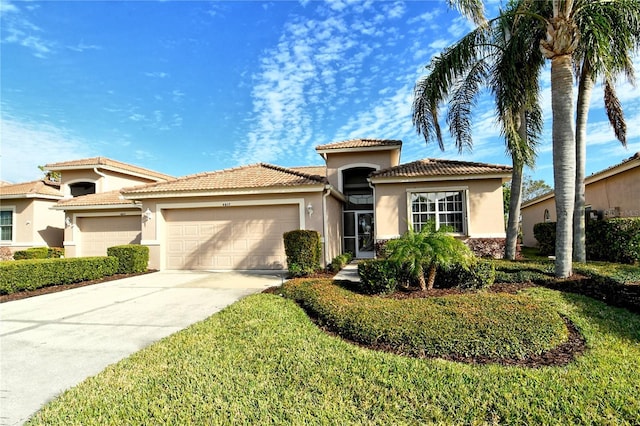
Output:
[{"left": 0, "top": 270, "right": 284, "bottom": 426}]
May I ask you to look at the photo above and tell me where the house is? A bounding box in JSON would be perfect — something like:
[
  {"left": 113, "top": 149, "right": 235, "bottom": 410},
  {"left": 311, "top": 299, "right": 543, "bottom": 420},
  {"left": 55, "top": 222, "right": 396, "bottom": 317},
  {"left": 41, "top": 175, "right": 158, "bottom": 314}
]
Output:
[
  {"left": 0, "top": 180, "right": 64, "bottom": 251},
  {"left": 48, "top": 139, "right": 511, "bottom": 270},
  {"left": 520, "top": 152, "right": 640, "bottom": 248},
  {"left": 0, "top": 157, "right": 173, "bottom": 254}
]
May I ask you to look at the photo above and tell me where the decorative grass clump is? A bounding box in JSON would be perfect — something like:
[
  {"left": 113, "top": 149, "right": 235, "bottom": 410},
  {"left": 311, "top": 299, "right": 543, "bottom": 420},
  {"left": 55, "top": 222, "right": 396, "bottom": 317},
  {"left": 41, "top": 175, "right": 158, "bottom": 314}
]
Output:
[{"left": 281, "top": 279, "right": 568, "bottom": 360}]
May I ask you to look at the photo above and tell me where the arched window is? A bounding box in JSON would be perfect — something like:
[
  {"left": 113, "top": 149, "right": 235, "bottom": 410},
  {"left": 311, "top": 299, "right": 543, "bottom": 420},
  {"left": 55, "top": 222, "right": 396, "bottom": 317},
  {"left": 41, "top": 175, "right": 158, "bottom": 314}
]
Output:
[{"left": 544, "top": 209, "right": 550, "bottom": 222}]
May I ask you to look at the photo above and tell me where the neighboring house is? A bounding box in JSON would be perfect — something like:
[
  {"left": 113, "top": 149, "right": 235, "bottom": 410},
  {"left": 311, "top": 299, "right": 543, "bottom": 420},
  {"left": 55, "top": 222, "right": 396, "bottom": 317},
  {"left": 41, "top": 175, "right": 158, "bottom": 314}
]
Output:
[
  {"left": 0, "top": 180, "right": 64, "bottom": 251},
  {"left": 520, "top": 152, "right": 640, "bottom": 248},
  {"left": 51, "top": 139, "right": 512, "bottom": 271},
  {"left": 0, "top": 157, "right": 173, "bottom": 255}
]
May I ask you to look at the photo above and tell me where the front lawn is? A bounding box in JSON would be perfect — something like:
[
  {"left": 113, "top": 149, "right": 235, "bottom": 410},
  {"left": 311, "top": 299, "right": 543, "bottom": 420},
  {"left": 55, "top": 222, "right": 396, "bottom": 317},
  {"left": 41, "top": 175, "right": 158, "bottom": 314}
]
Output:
[{"left": 28, "top": 287, "right": 640, "bottom": 425}]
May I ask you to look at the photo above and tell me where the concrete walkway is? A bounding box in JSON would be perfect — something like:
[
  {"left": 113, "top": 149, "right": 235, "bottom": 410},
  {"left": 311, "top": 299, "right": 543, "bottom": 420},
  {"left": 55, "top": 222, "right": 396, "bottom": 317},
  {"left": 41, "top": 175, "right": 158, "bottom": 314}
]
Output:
[
  {"left": 0, "top": 270, "right": 284, "bottom": 426},
  {"left": 333, "top": 262, "right": 361, "bottom": 282}
]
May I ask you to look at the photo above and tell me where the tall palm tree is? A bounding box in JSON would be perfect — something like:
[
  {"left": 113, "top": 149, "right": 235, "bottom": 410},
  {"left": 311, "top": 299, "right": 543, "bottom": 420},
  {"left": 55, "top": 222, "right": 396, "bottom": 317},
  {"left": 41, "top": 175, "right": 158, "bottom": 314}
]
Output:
[
  {"left": 572, "top": 1, "right": 640, "bottom": 262},
  {"left": 412, "top": 4, "right": 544, "bottom": 260}
]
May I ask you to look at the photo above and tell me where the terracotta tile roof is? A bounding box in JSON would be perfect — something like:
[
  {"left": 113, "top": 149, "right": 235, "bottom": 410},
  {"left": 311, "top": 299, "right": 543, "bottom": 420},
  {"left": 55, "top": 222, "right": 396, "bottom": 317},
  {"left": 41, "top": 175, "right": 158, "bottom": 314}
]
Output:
[
  {"left": 44, "top": 157, "right": 174, "bottom": 181},
  {"left": 55, "top": 190, "right": 136, "bottom": 207},
  {"left": 123, "top": 163, "right": 327, "bottom": 195},
  {"left": 288, "top": 165, "right": 327, "bottom": 177},
  {"left": 315, "top": 138, "right": 402, "bottom": 151},
  {"left": 0, "top": 180, "right": 62, "bottom": 198},
  {"left": 371, "top": 158, "right": 512, "bottom": 179}
]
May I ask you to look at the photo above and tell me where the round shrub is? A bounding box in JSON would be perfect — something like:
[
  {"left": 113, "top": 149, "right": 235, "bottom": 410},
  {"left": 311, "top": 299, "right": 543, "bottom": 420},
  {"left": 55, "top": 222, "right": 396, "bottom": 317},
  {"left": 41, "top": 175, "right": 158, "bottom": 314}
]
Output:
[
  {"left": 357, "top": 260, "right": 398, "bottom": 295},
  {"left": 437, "top": 260, "right": 496, "bottom": 290}
]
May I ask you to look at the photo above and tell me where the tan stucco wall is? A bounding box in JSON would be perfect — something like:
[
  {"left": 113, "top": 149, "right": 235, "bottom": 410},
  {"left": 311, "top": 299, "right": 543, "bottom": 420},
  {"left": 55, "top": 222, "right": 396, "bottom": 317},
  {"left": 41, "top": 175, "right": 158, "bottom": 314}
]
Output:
[
  {"left": 323, "top": 193, "right": 344, "bottom": 263},
  {"left": 324, "top": 151, "right": 398, "bottom": 189},
  {"left": 0, "top": 198, "right": 63, "bottom": 249},
  {"left": 60, "top": 169, "right": 162, "bottom": 197},
  {"left": 583, "top": 167, "right": 640, "bottom": 217},
  {"left": 520, "top": 197, "right": 555, "bottom": 247},
  {"left": 374, "top": 178, "right": 506, "bottom": 240},
  {"left": 521, "top": 165, "right": 639, "bottom": 248}
]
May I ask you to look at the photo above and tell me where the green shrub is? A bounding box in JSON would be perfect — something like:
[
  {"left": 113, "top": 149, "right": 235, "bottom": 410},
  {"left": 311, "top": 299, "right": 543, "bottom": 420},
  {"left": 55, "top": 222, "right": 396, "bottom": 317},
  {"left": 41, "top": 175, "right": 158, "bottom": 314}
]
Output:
[
  {"left": 493, "top": 259, "right": 555, "bottom": 284},
  {"left": 48, "top": 247, "right": 65, "bottom": 258},
  {"left": 281, "top": 279, "right": 568, "bottom": 359},
  {"left": 356, "top": 260, "right": 398, "bottom": 294},
  {"left": 0, "top": 257, "right": 119, "bottom": 295},
  {"left": 533, "top": 222, "right": 556, "bottom": 256},
  {"left": 329, "top": 252, "right": 353, "bottom": 272},
  {"left": 586, "top": 218, "right": 640, "bottom": 264},
  {"left": 534, "top": 218, "right": 640, "bottom": 264},
  {"left": 13, "top": 247, "right": 50, "bottom": 260},
  {"left": 437, "top": 260, "right": 496, "bottom": 290},
  {"left": 283, "top": 230, "right": 321, "bottom": 277},
  {"left": 107, "top": 245, "right": 149, "bottom": 274}
]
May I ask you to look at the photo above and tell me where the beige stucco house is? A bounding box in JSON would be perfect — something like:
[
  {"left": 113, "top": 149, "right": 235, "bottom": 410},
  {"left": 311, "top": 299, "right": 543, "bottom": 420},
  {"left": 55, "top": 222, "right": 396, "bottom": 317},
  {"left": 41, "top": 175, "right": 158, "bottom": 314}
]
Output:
[
  {"left": 0, "top": 180, "right": 64, "bottom": 251},
  {"left": 520, "top": 152, "right": 640, "bottom": 248},
  {"left": 47, "top": 139, "right": 511, "bottom": 271},
  {"left": 0, "top": 157, "right": 173, "bottom": 255}
]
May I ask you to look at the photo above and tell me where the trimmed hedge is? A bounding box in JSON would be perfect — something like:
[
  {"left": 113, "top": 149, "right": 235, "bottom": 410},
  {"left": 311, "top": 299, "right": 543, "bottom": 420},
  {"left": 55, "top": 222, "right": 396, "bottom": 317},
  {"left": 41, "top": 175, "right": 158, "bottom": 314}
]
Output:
[
  {"left": 107, "top": 245, "right": 149, "bottom": 274},
  {"left": 586, "top": 218, "right": 640, "bottom": 264},
  {"left": 283, "top": 230, "right": 322, "bottom": 277},
  {"left": 437, "top": 260, "right": 496, "bottom": 290},
  {"left": 13, "top": 247, "right": 65, "bottom": 260},
  {"left": 13, "top": 247, "right": 50, "bottom": 260},
  {"left": 534, "top": 218, "right": 640, "bottom": 264},
  {"left": 281, "top": 279, "right": 568, "bottom": 360},
  {"left": 0, "top": 257, "right": 119, "bottom": 295}
]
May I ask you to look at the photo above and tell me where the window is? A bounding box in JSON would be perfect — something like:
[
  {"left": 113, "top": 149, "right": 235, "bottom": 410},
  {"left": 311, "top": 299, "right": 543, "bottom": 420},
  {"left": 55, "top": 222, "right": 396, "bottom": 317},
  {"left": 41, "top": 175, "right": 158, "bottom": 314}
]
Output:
[
  {"left": 411, "top": 191, "right": 466, "bottom": 234},
  {"left": 69, "top": 182, "right": 96, "bottom": 197},
  {"left": 0, "top": 210, "right": 13, "bottom": 241},
  {"left": 544, "top": 209, "right": 550, "bottom": 222}
]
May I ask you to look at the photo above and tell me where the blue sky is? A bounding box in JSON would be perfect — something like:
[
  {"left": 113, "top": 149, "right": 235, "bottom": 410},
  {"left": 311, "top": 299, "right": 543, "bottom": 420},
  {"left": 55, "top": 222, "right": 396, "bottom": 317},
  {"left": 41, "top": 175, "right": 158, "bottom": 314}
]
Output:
[{"left": 1, "top": 0, "right": 638, "bottom": 185}]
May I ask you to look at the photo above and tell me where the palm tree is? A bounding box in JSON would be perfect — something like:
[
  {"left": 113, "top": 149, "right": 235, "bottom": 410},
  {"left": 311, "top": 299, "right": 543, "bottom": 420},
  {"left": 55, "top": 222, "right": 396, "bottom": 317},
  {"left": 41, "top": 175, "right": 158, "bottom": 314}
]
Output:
[
  {"left": 386, "top": 222, "right": 473, "bottom": 291},
  {"left": 412, "top": 4, "right": 544, "bottom": 260},
  {"left": 572, "top": 1, "right": 640, "bottom": 261},
  {"left": 439, "top": 0, "right": 639, "bottom": 277}
]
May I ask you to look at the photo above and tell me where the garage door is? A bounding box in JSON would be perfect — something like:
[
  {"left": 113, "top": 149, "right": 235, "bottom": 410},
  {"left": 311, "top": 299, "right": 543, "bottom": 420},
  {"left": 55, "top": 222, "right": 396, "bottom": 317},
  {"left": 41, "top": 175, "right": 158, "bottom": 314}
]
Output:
[
  {"left": 77, "top": 216, "right": 142, "bottom": 257},
  {"left": 164, "top": 205, "right": 299, "bottom": 270}
]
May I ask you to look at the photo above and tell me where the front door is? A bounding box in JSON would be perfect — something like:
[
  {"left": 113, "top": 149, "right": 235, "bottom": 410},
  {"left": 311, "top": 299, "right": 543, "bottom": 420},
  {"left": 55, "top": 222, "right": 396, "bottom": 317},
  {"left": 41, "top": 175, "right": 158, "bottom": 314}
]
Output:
[{"left": 344, "top": 211, "right": 374, "bottom": 259}]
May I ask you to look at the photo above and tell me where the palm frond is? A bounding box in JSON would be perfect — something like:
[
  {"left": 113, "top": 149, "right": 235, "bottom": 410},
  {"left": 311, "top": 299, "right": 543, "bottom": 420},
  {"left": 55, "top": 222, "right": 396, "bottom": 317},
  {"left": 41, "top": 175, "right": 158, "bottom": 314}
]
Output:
[{"left": 603, "top": 80, "right": 627, "bottom": 146}]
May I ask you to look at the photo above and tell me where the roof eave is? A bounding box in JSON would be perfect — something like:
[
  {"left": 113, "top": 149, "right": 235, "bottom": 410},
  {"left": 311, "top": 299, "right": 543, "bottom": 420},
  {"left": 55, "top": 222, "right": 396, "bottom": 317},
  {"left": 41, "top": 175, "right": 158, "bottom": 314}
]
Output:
[
  {"left": 51, "top": 203, "right": 140, "bottom": 211},
  {"left": 315, "top": 145, "right": 401, "bottom": 155},
  {"left": 122, "top": 184, "right": 328, "bottom": 200},
  {"left": 0, "top": 194, "right": 63, "bottom": 200},
  {"left": 46, "top": 164, "right": 171, "bottom": 182},
  {"left": 370, "top": 172, "right": 512, "bottom": 184}
]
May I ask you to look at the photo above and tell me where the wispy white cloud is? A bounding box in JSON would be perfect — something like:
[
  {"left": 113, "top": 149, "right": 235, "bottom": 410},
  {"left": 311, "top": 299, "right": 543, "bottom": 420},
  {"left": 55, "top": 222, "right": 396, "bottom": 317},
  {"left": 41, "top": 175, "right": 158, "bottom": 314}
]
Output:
[
  {"left": 145, "top": 71, "right": 170, "bottom": 78},
  {"left": 0, "top": 116, "right": 93, "bottom": 183},
  {"left": 67, "top": 42, "right": 101, "bottom": 52},
  {"left": 1, "top": 1, "right": 54, "bottom": 58}
]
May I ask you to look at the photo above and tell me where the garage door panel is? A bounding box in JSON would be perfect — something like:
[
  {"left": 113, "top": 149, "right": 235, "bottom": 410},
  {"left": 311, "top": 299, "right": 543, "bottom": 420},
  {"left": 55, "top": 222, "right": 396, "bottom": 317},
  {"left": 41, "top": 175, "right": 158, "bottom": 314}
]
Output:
[
  {"left": 164, "top": 205, "right": 299, "bottom": 270},
  {"left": 78, "top": 216, "right": 141, "bottom": 257}
]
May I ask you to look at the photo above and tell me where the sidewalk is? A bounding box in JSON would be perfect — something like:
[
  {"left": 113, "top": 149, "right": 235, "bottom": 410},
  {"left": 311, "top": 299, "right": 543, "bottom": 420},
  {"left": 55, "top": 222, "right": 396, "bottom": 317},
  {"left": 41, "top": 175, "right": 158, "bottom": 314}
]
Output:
[{"left": 333, "top": 262, "right": 360, "bottom": 282}]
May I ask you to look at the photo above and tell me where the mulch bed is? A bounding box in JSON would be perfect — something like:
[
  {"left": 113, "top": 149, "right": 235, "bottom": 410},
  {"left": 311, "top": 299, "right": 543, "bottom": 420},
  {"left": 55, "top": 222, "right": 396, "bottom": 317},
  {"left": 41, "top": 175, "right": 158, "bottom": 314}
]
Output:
[{"left": 0, "top": 270, "right": 157, "bottom": 303}]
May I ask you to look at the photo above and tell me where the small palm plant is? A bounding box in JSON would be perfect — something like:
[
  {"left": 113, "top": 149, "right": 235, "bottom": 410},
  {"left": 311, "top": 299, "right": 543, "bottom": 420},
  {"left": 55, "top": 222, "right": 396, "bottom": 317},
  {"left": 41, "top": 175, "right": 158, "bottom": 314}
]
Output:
[{"left": 386, "top": 222, "right": 474, "bottom": 291}]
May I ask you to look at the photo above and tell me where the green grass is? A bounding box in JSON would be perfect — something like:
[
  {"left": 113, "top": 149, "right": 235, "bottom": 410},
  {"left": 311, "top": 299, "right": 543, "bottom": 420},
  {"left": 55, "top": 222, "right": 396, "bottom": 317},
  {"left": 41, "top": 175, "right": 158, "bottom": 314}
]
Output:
[
  {"left": 282, "top": 279, "right": 567, "bottom": 359},
  {"left": 28, "top": 287, "right": 640, "bottom": 425}
]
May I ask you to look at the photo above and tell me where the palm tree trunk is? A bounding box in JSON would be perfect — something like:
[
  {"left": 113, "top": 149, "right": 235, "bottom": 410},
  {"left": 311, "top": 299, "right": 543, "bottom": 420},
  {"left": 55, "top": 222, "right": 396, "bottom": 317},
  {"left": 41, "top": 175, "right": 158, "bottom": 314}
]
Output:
[
  {"left": 573, "top": 61, "right": 593, "bottom": 263},
  {"left": 505, "top": 110, "right": 527, "bottom": 260},
  {"left": 417, "top": 264, "right": 427, "bottom": 291},
  {"left": 426, "top": 264, "right": 437, "bottom": 290},
  {"left": 551, "top": 54, "right": 576, "bottom": 278}
]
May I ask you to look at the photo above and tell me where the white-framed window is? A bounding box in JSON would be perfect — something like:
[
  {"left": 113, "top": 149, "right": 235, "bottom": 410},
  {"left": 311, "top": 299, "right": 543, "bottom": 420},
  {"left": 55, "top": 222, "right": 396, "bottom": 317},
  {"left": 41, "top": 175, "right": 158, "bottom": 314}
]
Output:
[
  {"left": 0, "top": 208, "right": 14, "bottom": 242},
  {"left": 410, "top": 190, "right": 467, "bottom": 234}
]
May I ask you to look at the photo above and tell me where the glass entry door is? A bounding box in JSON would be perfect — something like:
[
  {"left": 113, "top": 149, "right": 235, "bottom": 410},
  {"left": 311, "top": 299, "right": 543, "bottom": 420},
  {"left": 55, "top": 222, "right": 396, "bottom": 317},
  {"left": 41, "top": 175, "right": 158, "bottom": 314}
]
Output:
[{"left": 344, "top": 211, "right": 374, "bottom": 258}]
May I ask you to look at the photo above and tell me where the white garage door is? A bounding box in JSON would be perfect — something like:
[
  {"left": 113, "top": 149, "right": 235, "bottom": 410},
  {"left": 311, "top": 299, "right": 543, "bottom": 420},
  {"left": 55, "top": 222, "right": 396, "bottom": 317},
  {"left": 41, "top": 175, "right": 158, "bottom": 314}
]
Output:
[
  {"left": 164, "top": 205, "right": 299, "bottom": 270},
  {"left": 77, "top": 215, "right": 142, "bottom": 257}
]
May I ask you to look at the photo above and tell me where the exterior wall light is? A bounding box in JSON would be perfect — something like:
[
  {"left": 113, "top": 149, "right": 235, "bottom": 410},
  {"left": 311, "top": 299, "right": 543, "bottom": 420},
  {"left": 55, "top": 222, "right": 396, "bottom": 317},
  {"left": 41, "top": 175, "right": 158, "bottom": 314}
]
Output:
[
  {"left": 143, "top": 208, "right": 153, "bottom": 222},
  {"left": 306, "top": 203, "right": 314, "bottom": 216},
  {"left": 65, "top": 217, "right": 74, "bottom": 228}
]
